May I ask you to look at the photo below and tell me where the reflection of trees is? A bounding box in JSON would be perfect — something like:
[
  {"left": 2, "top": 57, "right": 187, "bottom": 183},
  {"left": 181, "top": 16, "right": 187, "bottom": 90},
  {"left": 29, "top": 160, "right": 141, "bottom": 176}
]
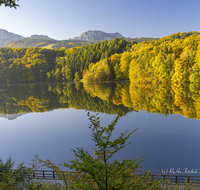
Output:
[
  {"left": 0, "top": 82, "right": 132, "bottom": 116},
  {"left": 84, "top": 82, "right": 200, "bottom": 119},
  {"left": 0, "top": 83, "right": 68, "bottom": 115},
  {"left": 1, "top": 82, "right": 200, "bottom": 119}
]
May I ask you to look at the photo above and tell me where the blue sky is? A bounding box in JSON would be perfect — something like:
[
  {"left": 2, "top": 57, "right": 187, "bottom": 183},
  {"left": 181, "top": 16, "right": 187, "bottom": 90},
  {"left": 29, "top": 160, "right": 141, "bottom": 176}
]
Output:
[{"left": 0, "top": 0, "right": 200, "bottom": 40}]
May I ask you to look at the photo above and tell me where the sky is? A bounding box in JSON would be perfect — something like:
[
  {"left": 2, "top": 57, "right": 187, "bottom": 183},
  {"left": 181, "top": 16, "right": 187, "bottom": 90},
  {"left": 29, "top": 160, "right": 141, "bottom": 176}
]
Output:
[{"left": 0, "top": 0, "right": 200, "bottom": 40}]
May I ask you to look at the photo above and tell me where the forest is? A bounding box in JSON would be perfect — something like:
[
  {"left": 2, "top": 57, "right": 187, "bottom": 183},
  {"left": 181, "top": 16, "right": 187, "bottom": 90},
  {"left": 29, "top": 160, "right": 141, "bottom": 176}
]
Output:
[
  {"left": 0, "top": 37, "right": 134, "bottom": 83},
  {"left": 83, "top": 31, "right": 200, "bottom": 83},
  {"left": 1, "top": 31, "right": 200, "bottom": 84}
]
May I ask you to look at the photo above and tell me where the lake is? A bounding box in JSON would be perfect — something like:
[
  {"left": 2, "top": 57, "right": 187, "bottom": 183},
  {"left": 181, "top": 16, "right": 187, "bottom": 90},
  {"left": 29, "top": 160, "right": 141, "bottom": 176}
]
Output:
[{"left": 0, "top": 81, "right": 200, "bottom": 176}]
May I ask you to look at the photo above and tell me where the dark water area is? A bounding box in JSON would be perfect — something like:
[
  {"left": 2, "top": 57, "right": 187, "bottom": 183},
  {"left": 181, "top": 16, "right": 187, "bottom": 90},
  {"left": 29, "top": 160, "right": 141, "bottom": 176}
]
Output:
[{"left": 0, "top": 82, "right": 200, "bottom": 176}]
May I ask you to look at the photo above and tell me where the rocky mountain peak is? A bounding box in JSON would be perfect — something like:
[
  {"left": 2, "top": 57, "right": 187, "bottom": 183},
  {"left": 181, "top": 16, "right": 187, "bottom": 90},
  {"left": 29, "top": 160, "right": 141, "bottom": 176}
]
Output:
[
  {"left": 73, "top": 30, "right": 124, "bottom": 41},
  {"left": 29, "top": 34, "right": 52, "bottom": 39}
]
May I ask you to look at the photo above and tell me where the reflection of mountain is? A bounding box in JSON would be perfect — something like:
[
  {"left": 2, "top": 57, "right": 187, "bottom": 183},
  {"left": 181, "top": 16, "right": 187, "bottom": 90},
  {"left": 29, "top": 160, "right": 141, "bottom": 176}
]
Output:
[{"left": 0, "top": 113, "right": 25, "bottom": 120}]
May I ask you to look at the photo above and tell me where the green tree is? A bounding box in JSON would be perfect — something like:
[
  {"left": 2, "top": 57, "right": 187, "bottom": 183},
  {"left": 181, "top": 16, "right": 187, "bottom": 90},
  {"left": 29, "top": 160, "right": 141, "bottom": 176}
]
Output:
[
  {"left": 0, "top": 0, "right": 19, "bottom": 8},
  {"left": 61, "top": 112, "right": 160, "bottom": 189},
  {"left": 0, "top": 157, "right": 32, "bottom": 189}
]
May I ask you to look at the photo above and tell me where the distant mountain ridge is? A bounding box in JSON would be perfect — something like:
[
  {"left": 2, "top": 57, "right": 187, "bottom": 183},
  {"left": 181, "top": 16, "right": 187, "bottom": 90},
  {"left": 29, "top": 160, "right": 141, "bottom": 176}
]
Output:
[
  {"left": 0, "top": 29, "right": 52, "bottom": 47},
  {"left": 29, "top": 34, "right": 52, "bottom": 39},
  {"left": 1, "top": 29, "right": 159, "bottom": 49},
  {"left": 2, "top": 29, "right": 129, "bottom": 49},
  {"left": 0, "top": 29, "right": 126, "bottom": 47},
  {"left": 0, "top": 29, "right": 25, "bottom": 46},
  {"left": 73, "top": 30, "right": 124, "bottom": 41}
]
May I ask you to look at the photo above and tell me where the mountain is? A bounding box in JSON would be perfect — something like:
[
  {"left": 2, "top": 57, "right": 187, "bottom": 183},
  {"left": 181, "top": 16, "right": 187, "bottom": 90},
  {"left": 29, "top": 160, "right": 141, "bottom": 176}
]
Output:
[
  {"left": 73, "top": 30, "right": 124, "bottom": 41},
  {"left": 2, "top": 29, "right": 159, "bottom": 49},
  {"left": 5, "top": 30, "right": 125, "bottom": 49},
  {"left": 29, "top": 34, "right": 53, "bottom": 39},
  {"left": 0, "top": 29, "right": 53, "bottom": 47},
  {"left": 0, "top": 29, "right": 25, "bottom": 47}
]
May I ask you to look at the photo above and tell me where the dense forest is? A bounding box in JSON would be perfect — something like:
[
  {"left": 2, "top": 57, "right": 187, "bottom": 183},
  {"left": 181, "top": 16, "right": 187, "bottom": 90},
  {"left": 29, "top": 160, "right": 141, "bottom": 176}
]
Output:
[
  {"left": 0, "top": 47, "right": 66, "bottom": 83},
  {"left": 0, "top": 37, "right": 134, "bottom": 83},
  {"left": 83, "top": 31, "right": 200, "bottom": 83}
]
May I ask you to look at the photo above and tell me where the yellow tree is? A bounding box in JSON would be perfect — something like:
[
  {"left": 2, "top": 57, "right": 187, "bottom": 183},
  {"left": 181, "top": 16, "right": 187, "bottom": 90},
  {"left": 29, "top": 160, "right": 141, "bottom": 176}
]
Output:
[{"left": 119, "top": 52, "right": 132, "bottom": 79}]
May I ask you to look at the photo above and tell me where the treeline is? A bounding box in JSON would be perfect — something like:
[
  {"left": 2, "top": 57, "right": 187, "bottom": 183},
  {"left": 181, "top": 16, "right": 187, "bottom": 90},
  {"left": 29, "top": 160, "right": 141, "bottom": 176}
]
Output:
[
  {"left": 126, "top": 37, "right": 159, "bottom": 43},
  {"left": 83, "top": 31, "right": 200, "bottom": 83},
  {"left": 0, "top": 38, "right": 134, "bottom": 83},
  {"left": 0, "top": 47, "right": 65, "bottom": 83},
  {"left": 46, "top": 37, "right": 134, "bottom": 81}
]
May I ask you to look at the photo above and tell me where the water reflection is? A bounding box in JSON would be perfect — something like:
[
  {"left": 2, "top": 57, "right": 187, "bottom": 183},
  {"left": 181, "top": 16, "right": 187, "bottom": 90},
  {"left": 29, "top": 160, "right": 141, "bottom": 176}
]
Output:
[
  {"left": 1, "top": 82, "right": 200, "bottom": 119},
  {"left": 0, "top": 82, "right": 200, "bottom": 175},
  {"left": 83, "top": 82, "right": 200, "bottom": 119},
  {"left": 0, "top": 82, "right": 132, "bottom": 117}
]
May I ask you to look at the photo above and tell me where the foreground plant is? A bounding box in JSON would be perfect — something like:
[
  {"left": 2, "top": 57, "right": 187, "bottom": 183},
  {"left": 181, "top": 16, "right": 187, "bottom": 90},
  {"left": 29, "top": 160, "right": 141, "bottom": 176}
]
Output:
[
  {"left": 42, "top": 112, "right": 161, "bottom": 189},
  {"left": 0, "top": 157, "right": 33, "bottom": 190}
]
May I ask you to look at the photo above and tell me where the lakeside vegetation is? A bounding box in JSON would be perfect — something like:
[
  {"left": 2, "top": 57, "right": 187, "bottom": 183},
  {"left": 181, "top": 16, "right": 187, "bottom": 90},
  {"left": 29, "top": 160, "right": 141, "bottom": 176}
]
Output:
[
  {"left": 83, "top": 31, "right": 200, "bottom": 83},
  {"left": 0, "top": 38, "right": 134, "bottom": 83}
]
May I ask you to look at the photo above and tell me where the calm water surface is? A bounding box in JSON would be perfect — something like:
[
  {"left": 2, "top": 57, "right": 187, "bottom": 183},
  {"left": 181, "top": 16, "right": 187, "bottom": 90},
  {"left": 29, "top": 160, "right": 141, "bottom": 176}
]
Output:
[{"left": 0, "top": 82, "right": 200, "bottom": 175}]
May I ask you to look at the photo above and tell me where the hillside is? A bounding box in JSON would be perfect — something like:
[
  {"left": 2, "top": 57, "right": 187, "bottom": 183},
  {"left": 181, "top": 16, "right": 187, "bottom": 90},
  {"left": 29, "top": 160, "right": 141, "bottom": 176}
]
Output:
[
  {"left": 0, "top": 29, "right": 25, "bottom": 46},
  {"left": 6, "top": 38, "right": 58, "bottom": 48},
  {"left": 6, "top": 37, "right": 158, "bottom": 49},
  {"left": 0, "top": 29, "right": 54, "bottom": 47},
  {"left": 6, "top": 38, "right": 98, "bottom": 49}
]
